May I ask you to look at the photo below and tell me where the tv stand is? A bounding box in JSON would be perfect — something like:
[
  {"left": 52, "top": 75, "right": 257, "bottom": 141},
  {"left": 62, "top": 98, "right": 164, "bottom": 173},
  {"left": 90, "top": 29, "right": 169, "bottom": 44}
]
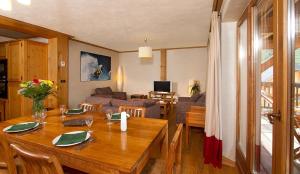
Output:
[{"left": 149, "top": 91, "right": 176, "bottom": 116}]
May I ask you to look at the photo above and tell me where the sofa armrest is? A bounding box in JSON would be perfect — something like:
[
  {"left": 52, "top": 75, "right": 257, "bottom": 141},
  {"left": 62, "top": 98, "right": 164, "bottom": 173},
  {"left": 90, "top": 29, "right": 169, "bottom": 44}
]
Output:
[
  {"left": 178, "top": 97, "right": 191, "bottom": 102},
  {"left": 112, "top": 92, "right": 127, "bottom": 100}
]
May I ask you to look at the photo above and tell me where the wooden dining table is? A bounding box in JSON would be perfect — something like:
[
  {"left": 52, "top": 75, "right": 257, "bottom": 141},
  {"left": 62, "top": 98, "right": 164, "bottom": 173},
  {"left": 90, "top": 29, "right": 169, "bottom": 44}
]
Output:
[{"left": 0, "top": 110, "right": 168, "bottom": 174}]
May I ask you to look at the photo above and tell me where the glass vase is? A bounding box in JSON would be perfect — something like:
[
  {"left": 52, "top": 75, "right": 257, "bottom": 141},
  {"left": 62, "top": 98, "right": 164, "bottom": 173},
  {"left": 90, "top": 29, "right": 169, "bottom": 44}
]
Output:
[{"left": 32, "top": 99, "right": 45, "bottom": 124}]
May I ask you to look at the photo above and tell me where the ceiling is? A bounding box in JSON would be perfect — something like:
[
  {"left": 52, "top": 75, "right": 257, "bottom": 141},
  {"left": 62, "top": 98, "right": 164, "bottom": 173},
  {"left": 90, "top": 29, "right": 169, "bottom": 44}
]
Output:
[
  {"left": 221, "top": 0, "right": 248, "bottom": 22},
  {"left": 0, "top": 0, "right": 213, "bottom": 51}
]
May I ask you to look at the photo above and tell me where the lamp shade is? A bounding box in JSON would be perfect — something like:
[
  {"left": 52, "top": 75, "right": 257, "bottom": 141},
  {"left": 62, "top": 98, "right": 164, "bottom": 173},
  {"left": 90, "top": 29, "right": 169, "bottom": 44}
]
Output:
[
  {"left": 117, "top": 66, "right": 123, "bottom": 92},
  {"left": 138, "top": 46, "right": 152, "bottom": 58}
]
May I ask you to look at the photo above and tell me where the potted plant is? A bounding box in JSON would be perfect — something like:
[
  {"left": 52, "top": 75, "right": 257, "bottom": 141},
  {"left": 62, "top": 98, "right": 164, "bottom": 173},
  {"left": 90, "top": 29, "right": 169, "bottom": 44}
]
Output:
[
  {"left": 18, "top": 79, "right": 56, "bottom": 120},
  {"left": 190, "top": 81, "right": 201, "bottom": 96}
]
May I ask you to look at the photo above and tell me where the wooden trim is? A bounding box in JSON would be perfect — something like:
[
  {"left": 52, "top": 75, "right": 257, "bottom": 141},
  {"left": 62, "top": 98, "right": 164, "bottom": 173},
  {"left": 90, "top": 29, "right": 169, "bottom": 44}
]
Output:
[
  {"left": 213, "top": 0, "right": 223, "bottom": 12},
  {"left": 0, "top": 15, "right": 71, "bottom": 39},
  {"left": 70, "top": 39, "right": 120, "bottom": 53},
  {"left": 222, "top": 156, "right": 236, "bottom": 167},
  {"left": 273, "top": 0, "right": 290, "bottom": 173},
  {"left": 160, "top": 49, "right": 167, "bottom": 81},
  {"left": 120, "top": 45, "right": 207, "bottom": 53}
]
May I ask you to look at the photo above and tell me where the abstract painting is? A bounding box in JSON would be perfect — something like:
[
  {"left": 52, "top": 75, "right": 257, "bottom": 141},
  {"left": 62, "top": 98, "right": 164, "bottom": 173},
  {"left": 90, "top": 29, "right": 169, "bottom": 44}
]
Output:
[{"left": 80, "top": 51, "right": 111, "bottom": 81}]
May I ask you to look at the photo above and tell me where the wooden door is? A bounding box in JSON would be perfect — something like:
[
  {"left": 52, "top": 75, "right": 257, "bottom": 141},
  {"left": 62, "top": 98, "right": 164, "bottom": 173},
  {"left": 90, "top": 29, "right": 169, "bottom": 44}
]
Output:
[
  {"left": 236, "top": 0, "right": 290, "bottom": 173},
  {"left": 23, "top": 41, "right": 48, "bottom": 116},
  {"left": 7, "top": 41, "right": 24, "bottom": 81},
  {"left": 26, "top": 41, "right": 48, "bottom": 80},
  {"left": 7, "top": 82, "right": 23, "bottom": 119}
]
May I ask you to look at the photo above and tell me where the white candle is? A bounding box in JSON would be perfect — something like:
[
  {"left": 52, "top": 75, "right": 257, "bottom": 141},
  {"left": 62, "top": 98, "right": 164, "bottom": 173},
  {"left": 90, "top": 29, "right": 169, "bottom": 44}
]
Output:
[{"left": 120, "top": 112, "right": 127, "bottom": 132}]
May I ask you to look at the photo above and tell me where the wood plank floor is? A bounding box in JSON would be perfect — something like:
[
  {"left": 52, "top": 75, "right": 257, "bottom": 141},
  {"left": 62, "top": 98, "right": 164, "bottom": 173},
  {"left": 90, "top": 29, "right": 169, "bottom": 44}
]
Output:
[{"left": 167, "top": 109, "right": 239, "bottom": 174}]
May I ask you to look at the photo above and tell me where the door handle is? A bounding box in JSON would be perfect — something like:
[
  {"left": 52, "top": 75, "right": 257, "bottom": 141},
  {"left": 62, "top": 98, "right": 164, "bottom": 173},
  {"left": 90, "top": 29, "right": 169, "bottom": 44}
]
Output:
[{"left": 266, "top": 112, "right": 281, "bottom": 124}]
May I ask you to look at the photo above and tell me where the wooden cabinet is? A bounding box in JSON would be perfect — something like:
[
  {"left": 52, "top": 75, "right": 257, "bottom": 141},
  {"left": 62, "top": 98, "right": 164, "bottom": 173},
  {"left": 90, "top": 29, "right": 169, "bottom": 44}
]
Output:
[
  {"left": 0, "top": 43, "right": 6, "bottom": 58},
  {"left": 7, "top": 82, "right": 23, "bottom": 120},
  {"left": 0, "top": 99, "right": 7, "bottom": 121},
  {"left": 26, "top": 41, "right": 48, "bottom": 80},
  {"left": 6, "top": 40, "right": 48, "bottom": 118},
  {"left": 7, "top": 41, "right": 24, "bottom": 81}
]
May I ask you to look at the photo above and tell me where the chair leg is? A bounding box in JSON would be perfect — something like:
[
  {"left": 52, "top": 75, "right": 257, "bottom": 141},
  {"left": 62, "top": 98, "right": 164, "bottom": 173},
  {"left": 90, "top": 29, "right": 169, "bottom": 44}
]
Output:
[{"left": 186, "top": 124, "right": 190, "bottom": 146}]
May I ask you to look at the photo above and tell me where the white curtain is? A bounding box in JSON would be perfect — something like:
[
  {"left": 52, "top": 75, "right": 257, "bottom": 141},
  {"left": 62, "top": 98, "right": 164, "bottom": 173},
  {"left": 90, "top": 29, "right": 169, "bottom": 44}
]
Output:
[{"left": 203, "top": 11, "right": 222, "bottom": 168}]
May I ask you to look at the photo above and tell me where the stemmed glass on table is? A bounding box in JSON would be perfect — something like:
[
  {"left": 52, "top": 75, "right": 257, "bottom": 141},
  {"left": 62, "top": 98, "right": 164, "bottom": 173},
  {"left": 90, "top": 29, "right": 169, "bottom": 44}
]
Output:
[
  {"left": 85, "top": 116, "right": 94, "bottom": 133},
  {"left": 59, "top": 105, "right": 66, "bottom": 120},
  {"left": 105, "top": 109, "right": 113, "bottom": 126}
]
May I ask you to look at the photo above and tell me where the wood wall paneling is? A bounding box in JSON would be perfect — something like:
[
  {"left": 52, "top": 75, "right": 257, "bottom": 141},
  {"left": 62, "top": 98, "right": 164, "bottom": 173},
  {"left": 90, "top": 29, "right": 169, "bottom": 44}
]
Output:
[
  {"left": 160, "top": 49, "right": 167, "bottom": 81},
  {"left": 47, "top": 38, "right": 58, "bottom": 109},
  {"left": 57, "top": 36, "right": 69, "bottom": 106}
]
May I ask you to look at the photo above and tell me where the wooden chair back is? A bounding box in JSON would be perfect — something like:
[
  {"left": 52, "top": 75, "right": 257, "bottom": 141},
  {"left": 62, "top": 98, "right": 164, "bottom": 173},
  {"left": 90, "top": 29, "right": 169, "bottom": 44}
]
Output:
[
  {"left": 79, "top": 103, "right": 101, "bottom": 112},
  {"left": 118, "top": 106, "right": 146, "bottom": 118},
  {"left": 10, "top": 144, "right": 64, "bottom": 174},
  {"left": 166, "top": 124, "right": 183, "bottom": 174},
  {"left": 186, "top": 106, "right": 206, "bottom": 128},
  {"left": 0, "top": 135, "right": 17, "bottom": 174}
]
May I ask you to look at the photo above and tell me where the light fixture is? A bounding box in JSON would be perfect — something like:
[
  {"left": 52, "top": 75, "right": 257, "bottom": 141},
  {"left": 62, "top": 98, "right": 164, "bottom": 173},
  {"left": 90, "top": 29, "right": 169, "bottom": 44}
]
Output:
[
  {"left": 138, "top": 38, "right": 152, "bottom": 58},
  {"left": 117, "top": 66, "right": 124, "bottom": 92},
  {"left": 17, "top": 0, "right": 31, "bottom": 5},
  {"left": 0, "top": 0, "right": 12, "bottom": 11}
]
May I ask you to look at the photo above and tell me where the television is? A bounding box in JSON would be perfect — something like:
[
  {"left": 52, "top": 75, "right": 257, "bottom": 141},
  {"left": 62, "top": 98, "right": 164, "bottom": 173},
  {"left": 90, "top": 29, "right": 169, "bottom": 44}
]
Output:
[{"left": 154, "top": 81, "right": 171, "bottom": 92}]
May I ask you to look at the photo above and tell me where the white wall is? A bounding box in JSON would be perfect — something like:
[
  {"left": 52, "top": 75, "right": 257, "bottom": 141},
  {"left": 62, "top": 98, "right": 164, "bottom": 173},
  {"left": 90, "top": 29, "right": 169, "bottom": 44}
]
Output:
[
  {"left": 118, "top": 51, "right": 161, "bottom": 95},
  {"left": 68, "top": 40, "right": 119, "bottom": 108},
  {"left": 221, "top": 22, "right": 237, "bottom": 161},
  {"left": 118, "top": 48, "right": 208, "bottom": 97},
  {"left": 167, "top": 48, "right": 208, "bottom": 96}
]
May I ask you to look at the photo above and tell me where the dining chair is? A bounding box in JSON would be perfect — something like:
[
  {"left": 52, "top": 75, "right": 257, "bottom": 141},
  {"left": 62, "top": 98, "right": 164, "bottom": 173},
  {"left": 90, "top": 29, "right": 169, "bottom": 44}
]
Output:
[
  {"left": 185, "top": 106, "right": 206, "bottom": 146},
  {"left": 0, "top": 135, "right": 17, "bottom": 174},
  {"left": 142, "top": 124, "right": 183, "bottom": 174},
  {"left": 10, "top": 143, "right": 64, "bottom": 174},
  {"left": 118, "top": 106, "right": 146, "bottom": 118},
  {"left": 79, "top": 103, "right": 101, "bottom": 112}
]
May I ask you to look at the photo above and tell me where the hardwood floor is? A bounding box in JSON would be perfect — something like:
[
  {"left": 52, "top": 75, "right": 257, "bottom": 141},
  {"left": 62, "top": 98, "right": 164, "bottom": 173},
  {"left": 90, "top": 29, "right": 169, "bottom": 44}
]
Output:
[{"left": 167, "top": 109, "right": 239, "bottom": 174}]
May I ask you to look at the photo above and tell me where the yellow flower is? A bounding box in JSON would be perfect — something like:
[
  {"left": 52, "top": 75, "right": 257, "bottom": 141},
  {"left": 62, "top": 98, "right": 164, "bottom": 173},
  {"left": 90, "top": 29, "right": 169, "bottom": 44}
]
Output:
[{"left": 20, "top": 83, "right": 27, "bottom": 88}]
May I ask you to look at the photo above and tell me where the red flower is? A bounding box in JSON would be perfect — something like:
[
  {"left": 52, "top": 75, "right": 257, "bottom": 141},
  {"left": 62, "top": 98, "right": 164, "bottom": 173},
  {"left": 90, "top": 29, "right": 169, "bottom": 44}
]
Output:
[{"left": 33, "top": 79, "right": 40, "bottom": 84}]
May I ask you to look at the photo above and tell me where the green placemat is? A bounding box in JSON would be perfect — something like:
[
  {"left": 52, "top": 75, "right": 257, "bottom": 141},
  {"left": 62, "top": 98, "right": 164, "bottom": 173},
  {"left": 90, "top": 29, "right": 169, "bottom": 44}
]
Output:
[
  {"left": 55, "top": 131, "right": 87, "bottom": 145},
  {"left": 65, "top": 108, "right": 84, "bottom": 114},
  {"left": 6, "top": 122, "right": 37, "bottom": 132},
  {"left": 111, "top": 113, "right": 121, "bottom": 120}
]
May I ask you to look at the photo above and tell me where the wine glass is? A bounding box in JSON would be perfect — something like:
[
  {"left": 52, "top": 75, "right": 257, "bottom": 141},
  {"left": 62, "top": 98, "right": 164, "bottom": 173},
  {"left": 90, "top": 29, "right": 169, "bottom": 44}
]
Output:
[
  {"left": 105, "top": 109, "right": 113, "bottom": 125},
  {"left": 59, "top": 105, "right": 66, "bottom": 119},
  {"left": 85, "top": 116, "right": 94, "bottom": 133}
]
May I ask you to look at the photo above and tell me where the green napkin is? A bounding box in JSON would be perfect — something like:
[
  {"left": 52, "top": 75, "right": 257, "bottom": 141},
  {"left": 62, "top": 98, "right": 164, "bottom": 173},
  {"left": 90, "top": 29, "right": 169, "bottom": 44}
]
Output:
[
  {"left": 55, "top": 131, "right": 87, "bottom": 145},
  {"left": 6, "top": 122, "right": 38, "bottom": 132},
  {"left": 66, "top": 108, "right": 84, "bottom": 114},
  {"left": 111, "top": 113, "right": 121, "bottom": 120}
]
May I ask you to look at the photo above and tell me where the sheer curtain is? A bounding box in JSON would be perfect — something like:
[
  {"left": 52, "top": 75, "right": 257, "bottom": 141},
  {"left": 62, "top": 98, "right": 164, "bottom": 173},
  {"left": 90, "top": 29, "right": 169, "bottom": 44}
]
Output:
[{"left": 203, "top": 11, "right": 222, "bottom": 168}]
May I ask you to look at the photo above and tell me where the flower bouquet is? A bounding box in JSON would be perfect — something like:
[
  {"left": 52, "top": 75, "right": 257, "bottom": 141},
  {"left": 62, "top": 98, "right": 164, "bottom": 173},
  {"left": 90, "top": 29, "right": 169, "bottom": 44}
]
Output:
[{"left": 18, "top": 79, "right": 55, "bottom": 119}]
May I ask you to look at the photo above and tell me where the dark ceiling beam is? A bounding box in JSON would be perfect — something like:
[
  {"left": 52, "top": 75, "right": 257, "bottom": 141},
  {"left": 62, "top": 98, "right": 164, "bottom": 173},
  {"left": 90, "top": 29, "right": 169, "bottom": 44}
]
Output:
[{"left": 213, "top": 0, "right": 223, "bottom": 13}]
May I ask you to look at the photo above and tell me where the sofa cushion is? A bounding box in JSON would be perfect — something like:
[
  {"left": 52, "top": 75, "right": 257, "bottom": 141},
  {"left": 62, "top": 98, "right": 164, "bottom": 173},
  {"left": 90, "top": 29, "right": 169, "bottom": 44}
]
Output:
[
  {"left": 196, "top": 93, "right": 206, "bottom": 106},
  {"left": 190, "top": 93, "right": 202, "bottom": 102},
  {"left": 111, "top": 99, "right": 130, "bottom": 107},
  {"left": 127, "top": 99, "right": 157, "bottom": 107},
  {"left": 95, "top": 87, "right": 113, "bottom": 95},
  {"left": 85, "top": 96, "right": 111, "bottom": 105},
  {"left": 112, "top": 92, "right": 127, "bottom": 100}
]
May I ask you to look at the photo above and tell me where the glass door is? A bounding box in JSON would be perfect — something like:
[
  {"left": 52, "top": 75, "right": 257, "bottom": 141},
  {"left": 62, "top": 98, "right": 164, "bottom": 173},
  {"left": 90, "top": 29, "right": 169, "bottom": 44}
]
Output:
[
  {"left": 292, "top": 0, "right": 300, "bottom": 173},
  {"left": 254, "top": 0, "right": 274, "bottom": 173}
]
